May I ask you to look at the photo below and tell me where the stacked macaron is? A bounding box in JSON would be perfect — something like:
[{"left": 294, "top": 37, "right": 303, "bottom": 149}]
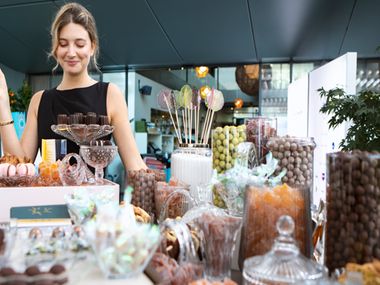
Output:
[{"left": 0, "top": 162, "right": 35, "bottom": 177}]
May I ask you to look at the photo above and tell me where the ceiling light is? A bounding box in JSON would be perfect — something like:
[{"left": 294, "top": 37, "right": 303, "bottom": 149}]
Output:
[
  {"left": 234, "top": 98, "right": 244, "bottom": 109},
  {"left": 195, "top": 66, "right": 209, "bottom": 78},
  {"left": 199, "top": 85, "right": 211, "bottom": 100}
]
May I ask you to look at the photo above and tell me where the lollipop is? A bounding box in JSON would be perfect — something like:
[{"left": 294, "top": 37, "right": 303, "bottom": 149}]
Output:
[
  {"left": 180, "top": 85, "right": 193, "bottom": 108},
  {"left": 157, "top": 89, "right": 181, "bottom": 142},
  {"left": 157, "top": 89, "right": 173, "bottom": 110},
  {"left": 206, "top": 88, "right": 224, "bottom": 112},
  {"left": 180, "top": 85, "right": 193, "bottom": 143},
  {"left": 202, "top": 88, "right": 225, "bottom": 144}
]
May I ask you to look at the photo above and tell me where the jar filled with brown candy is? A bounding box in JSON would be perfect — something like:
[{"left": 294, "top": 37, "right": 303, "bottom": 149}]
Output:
[
  {"left": 239, "top": 183, "right": 312, "bottom": 269},
  {"left": 245, "top": 117, "right": 277, "bottom": 161},
  {"left": 267, "top": 136, "right": 316, "bottom": 188},
  {"left": 128, "top": 169, "right": 157, "bottom": 219},
  {"left": 325, "top": 151, "right": 380, "bottom": 271}
]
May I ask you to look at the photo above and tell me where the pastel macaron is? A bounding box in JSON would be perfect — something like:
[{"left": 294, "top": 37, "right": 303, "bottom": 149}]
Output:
[
  {"left": 16, "top": 163, "right": 36, "bottom": 176},
  {"left": 0, "top": 163, "right": 16, "bottom": 177}
]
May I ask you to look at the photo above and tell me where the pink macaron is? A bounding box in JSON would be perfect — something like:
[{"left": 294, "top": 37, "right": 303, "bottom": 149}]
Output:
[
  {"left": 0, "top": 163, "right": 8, "bottom": 177},
  {"left": 0, "top": 163, "right": 16, "bottom": 177},
  {"left": 25, "top": 163, "right": 36, "bottom": 176},
  {"left": 7, "top": 164, "right": 16, "bottom": 177},
  {"left": 16, "top": 163, "right": 36, "bottom": 176}
]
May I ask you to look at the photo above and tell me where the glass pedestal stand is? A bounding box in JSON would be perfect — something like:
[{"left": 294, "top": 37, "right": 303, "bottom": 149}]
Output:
[{"left": 51, "top": 124, "right": 117, "bottom": 185}]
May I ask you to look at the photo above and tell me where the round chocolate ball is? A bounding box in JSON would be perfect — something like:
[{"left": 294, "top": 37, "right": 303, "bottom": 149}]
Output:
[
  {"left": 25, "top": 265, "right": 40, "bottom": 276},
  {"left": 0, "top": 267, "right": 16, "bottom": 276}
]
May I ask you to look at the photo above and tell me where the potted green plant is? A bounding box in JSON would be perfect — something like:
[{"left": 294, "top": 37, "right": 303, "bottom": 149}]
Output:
[
  {"left": 8, "top": 80, "right": 32, "bottom": 139},
  {"left": 318, "top": 87, "right": 380, "bottom": 151}
]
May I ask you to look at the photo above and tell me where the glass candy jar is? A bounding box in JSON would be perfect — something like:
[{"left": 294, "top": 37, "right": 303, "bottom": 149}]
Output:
[
  {"left": 245, "top": 117, "right": 277, "bottom": 161},
  {"left": 58, "top": 153, "right": 86, "bottom": 186},
  {"left": 243, "top": 215, "right": 326, "bottom": 285},
  {"left": 267, "top": 136, "right": 316, "bottom": 188},
  {"left": 239, "top": 183, "right": 312, "bottom": 268},
  {"left": 171, "top": 144, "right": 213, "bottom": 194},
  {"left": 127, "top": 169, "right": 157, "bottom": 219},
  {"left": 325, "top": 151, "right": 380, "bottom": 271},
  {"left": 212, "top": 125, "right": 246, "bottom": 174}
]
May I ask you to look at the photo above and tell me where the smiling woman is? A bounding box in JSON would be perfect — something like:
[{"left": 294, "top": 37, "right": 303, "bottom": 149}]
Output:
[{"left": 0, "top": 2, "right": 147, "bottom": 171}]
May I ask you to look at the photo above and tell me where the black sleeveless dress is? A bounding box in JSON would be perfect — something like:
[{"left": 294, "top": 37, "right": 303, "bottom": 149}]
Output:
[{"left": 37, "top": 82, "right": 110, "bottom": 155}]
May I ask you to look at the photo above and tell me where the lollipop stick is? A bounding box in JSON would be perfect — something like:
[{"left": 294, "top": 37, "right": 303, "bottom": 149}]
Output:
[
  {"left": 183, "top": 109, "right": 187, "bottom": 144},
  {"left": 174, "top": 108, "right": 182, "bottom": 143},
  {"left": 197, "top": 100, "right": 200, "bottom": 144},
  {"left": 163, "top": 96, "right": 180, "bottom": 140},
  {"left": 190, "top": 105, "right": 193, "bottom": 143},
  {"left": 201, "top": 108, "right": 211, "bottom": 144},
  {"left": 205, "top": 110, "right": 215, "bottom": 144}
]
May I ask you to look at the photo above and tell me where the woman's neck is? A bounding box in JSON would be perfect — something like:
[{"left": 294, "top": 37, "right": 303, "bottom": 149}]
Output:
[{"left": 58, "top": 72, "right": 97, "bottom": 90}]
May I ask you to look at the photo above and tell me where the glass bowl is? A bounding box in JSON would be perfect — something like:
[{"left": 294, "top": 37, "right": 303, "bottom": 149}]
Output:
[
  {"left": 79, "top": 145, "right": 118, "bottom": 184},
  {"left": 51, "top": 124, "right": 114, "bottom": 145},
  {"left": 91, "top": 223, "right": 160, "bottom": 279},
  {"left": 0, "top": 223, "right": 17, "bottom": 267}
]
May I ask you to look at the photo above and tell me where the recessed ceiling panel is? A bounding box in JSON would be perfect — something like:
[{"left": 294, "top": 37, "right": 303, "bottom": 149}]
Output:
[
  {"left": 340, "top": 0, "right": 380, "bottom": 58},
  {"left": 290, "top": 0, "right": 355, "bottom": 61},
  {"left": 148, "top": 0, "right": 257, "bottom": 65},
  {"left": 251, "top": 0, "right": 355, "bottom": 61},
  {"left": 78, "top": 0, "right": 182, "bottom": 67},
  {"left": 0, "top": 1, "right": 61, "bottom": 73}
]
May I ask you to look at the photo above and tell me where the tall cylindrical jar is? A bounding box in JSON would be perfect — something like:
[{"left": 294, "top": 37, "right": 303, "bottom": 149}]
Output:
[
  {"left": 245, "top": 117, "right": 277, "bottom": 161},
  {"left": 267, "top": 136, "right": 316, "bottom": 188},
  {"left": 171, "top": 144, "right": 213, "bottom": 194},
  {"left": 212, "top": 125, "right": 246, "bottom": 174},
  {"left": 239, "top": 183, "right": 311, "bottom": 269},
  {"left": 325, "top": 151, "right": 380, "bottom": 271}
]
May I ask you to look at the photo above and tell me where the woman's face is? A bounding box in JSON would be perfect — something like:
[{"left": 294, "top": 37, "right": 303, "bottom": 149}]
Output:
[{"left": 56, "top": 22, "right": 95, "bottom": 75}]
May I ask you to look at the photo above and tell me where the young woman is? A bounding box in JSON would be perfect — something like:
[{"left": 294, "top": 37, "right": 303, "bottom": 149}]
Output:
[{"left": 0, "top": 2, "right": 146, "bottom": 171}]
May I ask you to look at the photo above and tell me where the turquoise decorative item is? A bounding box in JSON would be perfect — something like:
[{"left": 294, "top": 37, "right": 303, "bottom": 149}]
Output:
[{"left": 11, "top": 112, "right": 26, "bottom": 139}]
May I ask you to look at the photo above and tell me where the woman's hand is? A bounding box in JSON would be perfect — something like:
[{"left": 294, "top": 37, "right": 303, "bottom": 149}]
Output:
[{"left": 0, "top": 69, "right": 11, "bottom": 113}]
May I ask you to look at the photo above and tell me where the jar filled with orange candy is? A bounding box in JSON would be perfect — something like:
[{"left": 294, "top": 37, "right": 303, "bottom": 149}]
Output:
[
  {"left": 239, "top": 183, "right": 311, "bottom": 268},
  {"left": 38, "top": 160, "right": 61, "bottom": 185}
]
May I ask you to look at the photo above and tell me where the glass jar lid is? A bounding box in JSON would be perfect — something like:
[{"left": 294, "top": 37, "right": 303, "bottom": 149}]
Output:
[{"left": 243, "top": 215, "right": 326, "bottom": 284}]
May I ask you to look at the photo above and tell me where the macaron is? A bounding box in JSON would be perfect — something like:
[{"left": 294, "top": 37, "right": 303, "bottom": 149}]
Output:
[
  {"left": 0, "top": 163, "right": 16, "bottom": 177},
  {"left": 16, "top": 163, "right": 36, "bottom": 176},
  {"left": 7, "top": 164, "right": 16, "bottom": 177},
  {"left": 25, "top": 163, "right": 36, "bottom": 176},
  {"left": 16, "top": 163, "right": 28, "bottom": 176}
]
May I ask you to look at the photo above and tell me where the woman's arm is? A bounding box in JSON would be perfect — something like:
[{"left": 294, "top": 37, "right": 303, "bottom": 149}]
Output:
[
  {"left": 20, "top": 91, "right": 42, "bottom": 161},
  {"left": 0, "top": 69, "right": 40, "bottom": 161},
  {"left": 107, "top": 83, "right": 147, "bottom": 171}
]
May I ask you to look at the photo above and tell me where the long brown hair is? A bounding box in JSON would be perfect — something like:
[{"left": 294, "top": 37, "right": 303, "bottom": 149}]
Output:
[{"left": 50, "top": 2, "right": 99, "bottom": 72}]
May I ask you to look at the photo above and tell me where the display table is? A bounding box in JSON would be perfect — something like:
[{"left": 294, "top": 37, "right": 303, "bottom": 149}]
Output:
[
  {"left": 0, "top": 180, "right": 119, "bottom": 222},
  {"left": 6, "top": 225, "right": 153, "bottom": 285}
]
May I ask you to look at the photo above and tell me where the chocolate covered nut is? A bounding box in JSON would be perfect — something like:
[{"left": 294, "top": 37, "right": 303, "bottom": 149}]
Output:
[
  {"left": 0, "top": 267, "right": 15, "bottom": 276},
  {"left": 326, "top": 151, "right": 380, "bottom": 271},
  {"left": 128, "top": 169, "right": 156, "bottom": 218},
  {"left": 267, "top": 136, "right": 315, "bottom": 188},
  {"left": 25, "top": 266, "right": 40, "bottom": 276}
]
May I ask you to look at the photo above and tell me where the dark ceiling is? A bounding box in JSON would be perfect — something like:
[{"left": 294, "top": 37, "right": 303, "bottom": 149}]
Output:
[{"left": 0, "top": 0, "right": 379, "bottom": 74}]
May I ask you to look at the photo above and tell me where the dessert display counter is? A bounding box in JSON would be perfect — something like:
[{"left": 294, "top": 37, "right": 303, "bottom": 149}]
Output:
[{"left": 0, "top": 180, "right": 119, "bottom": 222}]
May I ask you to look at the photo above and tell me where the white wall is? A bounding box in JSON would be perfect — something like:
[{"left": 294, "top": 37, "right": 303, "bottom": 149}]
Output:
[{"left": 128, "top": 72, "right": 169, "bottom": 124}]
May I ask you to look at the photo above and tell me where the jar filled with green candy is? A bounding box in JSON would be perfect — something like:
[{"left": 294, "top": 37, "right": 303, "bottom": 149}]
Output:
[
  {"left": 212, "top": 125, "right": 246, "bottom": 208},
  {"left": 212, "top": 125, "right": 246, "bottom": 174}
]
